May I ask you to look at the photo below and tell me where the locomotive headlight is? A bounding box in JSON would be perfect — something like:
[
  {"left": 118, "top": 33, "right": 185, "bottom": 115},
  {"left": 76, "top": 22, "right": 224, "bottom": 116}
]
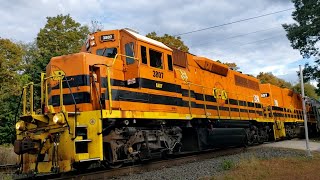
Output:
[
  {"left": 15, "top": 121, "right": 26, "bottom": 131},
  {"left": 90, "top": 41, "right": 96, "bottom": 46},
  {"left": 53, "top": 113, "right": 65, "bottom": 124}
]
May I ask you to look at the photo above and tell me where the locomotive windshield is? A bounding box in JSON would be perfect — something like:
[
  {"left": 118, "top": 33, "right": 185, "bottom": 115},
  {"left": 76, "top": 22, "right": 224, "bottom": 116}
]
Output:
[{"left": 96, "top": 47, "right": 117, "bottom": 58}]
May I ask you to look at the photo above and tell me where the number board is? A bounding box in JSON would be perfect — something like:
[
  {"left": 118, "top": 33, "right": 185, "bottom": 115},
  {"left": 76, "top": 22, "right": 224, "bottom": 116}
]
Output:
[
  {"left": 261, "top": 93, "right": 269, "bottom": 98},
  {"left": 100, "top": 34, "right": 115, "bottom": 42},
  {"left": 153, "top": 70, "right": 164, "bottom": 78}
]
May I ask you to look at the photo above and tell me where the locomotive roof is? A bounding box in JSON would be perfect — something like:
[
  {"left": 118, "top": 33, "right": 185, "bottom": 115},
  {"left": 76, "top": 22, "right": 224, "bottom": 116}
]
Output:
[{"left": 123, "top": 28, "right": 172, "bottom": 51}]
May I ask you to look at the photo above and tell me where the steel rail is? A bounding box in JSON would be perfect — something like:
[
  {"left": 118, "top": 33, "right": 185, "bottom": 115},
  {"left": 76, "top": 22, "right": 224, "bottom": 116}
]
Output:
[
  {"left": 0, "top": 164, "right": 18, "bottom": 173},
  {"left": 53, "top": 147, "right": 248, "bottom": 180}
]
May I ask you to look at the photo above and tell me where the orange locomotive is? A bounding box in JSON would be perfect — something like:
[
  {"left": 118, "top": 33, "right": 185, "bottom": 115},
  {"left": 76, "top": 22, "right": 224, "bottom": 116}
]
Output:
[{"left": 14, "top": 28, "right": 319, "bottom": 175}]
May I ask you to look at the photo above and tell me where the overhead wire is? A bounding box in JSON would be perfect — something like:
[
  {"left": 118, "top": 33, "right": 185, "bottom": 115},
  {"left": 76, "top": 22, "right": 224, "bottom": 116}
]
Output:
[
  {"left": 174, "top": 8, "right": 293, "bottom": 36},
  {"left": 191, "top": 34, "right": 285, "bottom": 60},
  {"left": 235, "top": 34, "right": 284, "bottom": 47},
  {"left": 190, "top": 26, "right": 280, "bottom": 47}
]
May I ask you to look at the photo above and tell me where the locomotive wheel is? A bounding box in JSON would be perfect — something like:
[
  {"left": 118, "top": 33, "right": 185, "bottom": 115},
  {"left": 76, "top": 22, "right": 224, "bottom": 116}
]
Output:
[
  {"left": 108, "top": 161, "right": 124, "bottom": 168},
  {"left": 161, "top": 149, "right": 172, "bottom": 160},
  {"left": 257, "top": 135, "right": 264, "bottom": 144},
  {"left": 245, "top": 129, "right": 254, "bottom": 146}
]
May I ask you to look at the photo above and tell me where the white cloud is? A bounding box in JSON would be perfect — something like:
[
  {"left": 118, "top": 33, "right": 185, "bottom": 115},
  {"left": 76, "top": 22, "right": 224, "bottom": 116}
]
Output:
[{"left": 0, "top": 0, "right": 306, "bottom": 84}]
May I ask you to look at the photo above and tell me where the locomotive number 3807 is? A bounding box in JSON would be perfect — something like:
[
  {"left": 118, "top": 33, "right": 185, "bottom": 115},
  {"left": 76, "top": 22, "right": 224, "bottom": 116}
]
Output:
[{"left": 153, "top": 70, "right": 164, "bottom": 78}]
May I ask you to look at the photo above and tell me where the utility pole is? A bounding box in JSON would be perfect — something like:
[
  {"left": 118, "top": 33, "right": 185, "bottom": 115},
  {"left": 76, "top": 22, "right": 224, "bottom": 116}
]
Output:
[{"left": 299, "top": 65, "right": 312, "bottom": 157}]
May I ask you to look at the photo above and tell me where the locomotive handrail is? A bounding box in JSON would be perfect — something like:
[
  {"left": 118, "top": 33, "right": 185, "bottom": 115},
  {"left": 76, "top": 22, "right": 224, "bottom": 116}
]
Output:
[
  {"left": 22, "top": 82, "right": 34, "bottom": 116},
  {"left": 110, "top": 53, "right": 139, "bottom": 67},
  {"left": 63, "top": 76, "right": 76, "bottom": 136},
  {"left": 89, "top": 54, "right": 139, "bottom": 114},
  {"left": 21, "top": 73, "right": 65, "bottom": 117},
  {"left": 41, "top": 74, "right": 65, "bottom": 112},
  {"left": 108, "top": 54, "right": 138, "bottom": 114}
]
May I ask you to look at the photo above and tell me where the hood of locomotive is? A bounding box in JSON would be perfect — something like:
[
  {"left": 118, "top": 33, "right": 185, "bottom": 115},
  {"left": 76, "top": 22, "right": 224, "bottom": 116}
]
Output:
[
  {"left": 46, "top": 52, "right": 116, "bottom": 112},
  {"left": 14, "top": 52, "right": 117, "bottom": 174}
]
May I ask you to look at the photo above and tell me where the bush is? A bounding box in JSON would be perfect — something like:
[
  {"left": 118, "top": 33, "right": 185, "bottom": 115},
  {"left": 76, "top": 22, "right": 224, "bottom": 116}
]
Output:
[{"left": 221, "top": 159, "right": 234, "bottom": 170}]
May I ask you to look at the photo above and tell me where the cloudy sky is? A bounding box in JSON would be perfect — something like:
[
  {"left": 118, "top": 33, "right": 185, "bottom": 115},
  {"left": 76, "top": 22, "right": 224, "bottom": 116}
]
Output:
[{"left": 0, "top": 0, "right": 311, "bottom": 84}]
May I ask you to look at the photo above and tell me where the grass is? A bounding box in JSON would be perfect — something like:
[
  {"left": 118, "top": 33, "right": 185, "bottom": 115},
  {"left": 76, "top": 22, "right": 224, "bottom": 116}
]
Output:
[
  {"left": 221, "top": 160, "right": 234, "bottom": 171},
  {"left": 0, "top": 144, "right": 17, "bottom": 165},
  {"left": 211, "top": 153, "right": 320, "bottom": 180},
  {"left": 0, "top": 173, "right": 13, "bottom": 180}
]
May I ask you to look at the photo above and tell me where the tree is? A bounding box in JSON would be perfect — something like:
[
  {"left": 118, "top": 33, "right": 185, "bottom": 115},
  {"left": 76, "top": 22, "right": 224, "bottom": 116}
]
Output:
[
  {"left": 223, "top": 62, "right": 239, "bottom": 70},
  {"left": 37, "top": 14, "right": 89, "bottom": 59},
  {"left": 146, "top": 32, "right": 189, "bottom": 52},
  {"left": 216, "top": 60, "right": 240, "bottom": 70},
  {"left": 89, "top": 20, "right": 104, "bottom": 33},
  {"left": 25, "top": 14, "right": 90, "bottom": 109},
  {"left": 257, "top": 72, "right": 292, "bottom": 88},
  {"left": 0, "top": 39, "right": 25, "bottom": 99},
  {"left": 0, "top": 38, "right": 28, "bottom": 144},
  {"left": 283, "top": 0, "right": 320, "bottom": 94},
  {"left": 292, "top": 83, "right": 319, "bottom": 100}
]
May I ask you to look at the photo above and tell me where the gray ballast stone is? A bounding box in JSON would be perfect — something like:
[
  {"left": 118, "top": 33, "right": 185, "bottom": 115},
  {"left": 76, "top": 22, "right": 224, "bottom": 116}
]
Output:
[{"left": 118, "top": 147, "right": 305, "bottom": 180}]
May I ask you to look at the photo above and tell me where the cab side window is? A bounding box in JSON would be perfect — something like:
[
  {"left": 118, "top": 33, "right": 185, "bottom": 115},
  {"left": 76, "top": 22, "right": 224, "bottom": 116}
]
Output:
[
  {"left": 141, "top": 46, "right": 147, "bottom": 64},
  {"left": 149, "top": 49, "right": 162, "bottom": 69},
  {"left": 167, "top": 54, "right": 173, "bottom": 71},
  {"left": 125, "top": 42, "right": 135, "bottom": 65},
  {"left": 96, "top": 47, "right": 117, "bottom": 58}
]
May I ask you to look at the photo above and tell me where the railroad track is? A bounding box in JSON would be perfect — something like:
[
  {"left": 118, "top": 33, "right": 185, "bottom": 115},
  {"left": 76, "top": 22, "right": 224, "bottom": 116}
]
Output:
[
  {"left": 52, "top": 147, "right": 248, "bottom": 180},
  {"left": 0, "top": 164, "right": 18, "bottom": 174},
  {"left": 8, "top": 146, "right": 251, "bottom": 179}
]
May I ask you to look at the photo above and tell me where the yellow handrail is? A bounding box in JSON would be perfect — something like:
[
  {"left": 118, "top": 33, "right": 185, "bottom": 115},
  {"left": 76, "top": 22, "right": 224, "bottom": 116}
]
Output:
[
  {"left": 40, "top": 74, "right": 65, "bottom": 114},
  {"left": 22, "top": 82, "right": 34, "bottom": 116},
  {"left": 22, "top": 86, "right": 26, "bottom": 115},
  {"left": 40, "top": 73, "right": 45, "bottom": 109},
  {"left": 107, "top": 67, "right": 112, "bottom": 114},
  {"left": 59, "top": 78, "right": 63, "bottom": 110},
  {"left": 104, "top": 54, "right": 139, "bottom": 114},
  {"left": 110, "top": 53, "right": 139, "bottom": 67}
]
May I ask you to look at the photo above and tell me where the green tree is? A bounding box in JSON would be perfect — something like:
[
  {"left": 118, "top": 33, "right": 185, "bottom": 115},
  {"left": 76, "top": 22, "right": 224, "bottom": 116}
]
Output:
[
  {"left": 223, "top": 62, "right": 239, "bottom": 71},
  {"left": 146, "top": 32, "right": 189, "bottom": 52},
  {"left": 283, "top": 0, "right": 320, "bottom": 94},
  {"left": 216, "top": 60, "right": 240, "bottom": 70},
  {"left": 37, "top": 14, "right": 89, "bottom": 58},
  {"left": 25, "top": 14, "right": 89, "bottom": 109},
  {"left": 0, "top": 38, "right": 28, "bottom": 144},
  {"left": 257, "top": 72, "right": 292, "bottom": 88},
  {"left": 292, "top": 83, "right": 319, "bottom": 100}
]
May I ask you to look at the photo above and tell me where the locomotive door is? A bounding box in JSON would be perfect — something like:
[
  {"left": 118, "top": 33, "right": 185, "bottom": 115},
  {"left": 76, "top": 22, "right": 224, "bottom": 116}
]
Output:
[
  {"left": 147, "top": 51, "right": 177, "bottom": 113},
  {"left": 119, "top": 32, "right": 143, "bottom": 111},
  {"left": 121, "top": 34, "right": 139, "bottom": 83},
  {"left": 90, "top": 65, "right": 102, "bottom": 110}
]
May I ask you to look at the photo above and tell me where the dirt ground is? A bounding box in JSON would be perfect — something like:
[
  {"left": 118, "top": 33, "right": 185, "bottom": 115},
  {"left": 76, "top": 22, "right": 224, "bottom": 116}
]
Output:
[
  {"left": 0, "top": 145, "right": 17, "bottom": 165},
  {"left": 213, "top": 152, "right": 320, "bottom": 180}
]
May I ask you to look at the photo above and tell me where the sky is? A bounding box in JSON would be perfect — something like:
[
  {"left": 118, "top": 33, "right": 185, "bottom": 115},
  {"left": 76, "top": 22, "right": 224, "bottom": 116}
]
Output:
[{"left": 0, "top": 0, "right": 312, "bottom": 85}]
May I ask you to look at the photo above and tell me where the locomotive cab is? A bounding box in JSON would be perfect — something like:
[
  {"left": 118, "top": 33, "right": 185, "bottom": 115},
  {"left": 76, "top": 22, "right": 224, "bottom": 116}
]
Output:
[
  {"left": 81, "top": 28, "right": 178, "bottom": 112},
  {"left": 82, "top": 28, "right": 175, "bottom": 88}
]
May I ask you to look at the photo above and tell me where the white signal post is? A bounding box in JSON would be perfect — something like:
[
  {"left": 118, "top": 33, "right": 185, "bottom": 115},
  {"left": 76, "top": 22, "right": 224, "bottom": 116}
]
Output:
[{"left": 299, "top": 65, "right": 312, "bottom": 157}]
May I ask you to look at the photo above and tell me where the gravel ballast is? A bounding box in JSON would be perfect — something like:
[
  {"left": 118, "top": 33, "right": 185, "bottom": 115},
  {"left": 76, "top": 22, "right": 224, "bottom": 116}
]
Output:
[{"left": 117, "top": 147, "right": 306, "bottom": 180}]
